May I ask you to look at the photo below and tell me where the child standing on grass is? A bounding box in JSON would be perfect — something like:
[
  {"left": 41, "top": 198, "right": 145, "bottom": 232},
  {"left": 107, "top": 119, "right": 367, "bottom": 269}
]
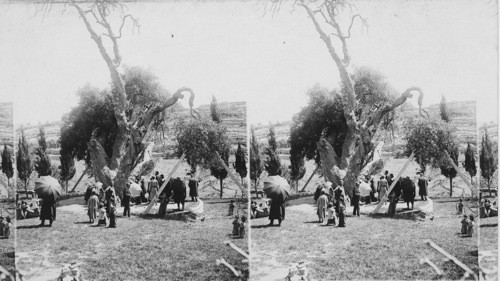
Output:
[
  {"left": 228, "top": 200, "right": 235, "bottom": 216},
  {"left": 326, "top": 202, "right": 336, "bottom": 226},
  {"left": 467, "top": 215, "right": 475, "bottom": 237},
  {"left": 4, "top": 217, "right": 11, "bottom": 239},
  {"left": 239, "top": 216, "right": 247, "bottom": 238},
  {"left": 232, "top": 215, "right": 240, "bottom": 237},
  {"left": 457, "top": 199, "right": 464, "bottom": 214},
  {"left": 97, "top": 203, "right": 107, "bottom": 226},
  {"left": 461, "top": 215, "right": 468, "bottom": 235}
]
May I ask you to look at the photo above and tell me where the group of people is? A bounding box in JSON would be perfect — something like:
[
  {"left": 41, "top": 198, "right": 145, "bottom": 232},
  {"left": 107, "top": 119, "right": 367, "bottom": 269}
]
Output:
[
  {"left": 85, "top": 182, "right": 118, "bottom": 228},
  {"left": 314, "top": 180, "right": 348, "bottom": 227},
  {"left": 229, "top": 200, "right": 247, "bottom": 238},
  {"left": 460, "top": 214, "right": 475, "bottom": 237},
  {"left": 83, "top": 171, "right": 201, "bottom": 224},
  {"left": 0, "top": 216, "right": 12, "bottom": 239},
  {"left": 310, "top": 171, "right": 430, "bottom": 222}
]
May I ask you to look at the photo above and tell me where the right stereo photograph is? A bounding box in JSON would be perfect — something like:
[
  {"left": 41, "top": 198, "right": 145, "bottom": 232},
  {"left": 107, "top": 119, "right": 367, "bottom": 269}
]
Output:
[{"left": 248, "top": 0, "right": 497, "bottom": 280}]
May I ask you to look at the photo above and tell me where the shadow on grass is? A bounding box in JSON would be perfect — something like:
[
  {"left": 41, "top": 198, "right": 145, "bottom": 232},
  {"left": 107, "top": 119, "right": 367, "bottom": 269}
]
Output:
[
  {"left": 303, "top": 220, "right": 320, "bottom": 224},
  {"left": 140, "top": 212, "right": 197, "bottom": 222},
  {"left": 74, "top": 221, "right": 91, "bottom": 225},
  {"left": 480, "top": 223, "right": 498, "bottom": 228},
  {"left": 16, "top": 224, "right": 44, "bottom": 229},
  {"left": 251, "top": 224, "right": 277, "bottom": 229}
]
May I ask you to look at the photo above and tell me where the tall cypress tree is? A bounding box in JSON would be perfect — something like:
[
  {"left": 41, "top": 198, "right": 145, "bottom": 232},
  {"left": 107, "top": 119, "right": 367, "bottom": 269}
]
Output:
[
  {"left": 17, "top": 129, "right": 33, "bottom": 195},
  {"left": 209, "top": 96, "right": 228, "bottom": 198},
  {"left": 439, "top": 95, "right": 450, "bottom": 122},
  {"left": 250, "top": 127, "right": 263, "bottom": 195},
  {"left": 264, "top": 126, "right": 282, "bottom": 176},
  {"left": 34, "top": 126, "right": 52, "bottom": 177},
  {"left": 234, "top": 142, "right": 247, "bottom": 185},
  {"left": 480, "top": 129, "right": 497, "bottom": 195},
  {"left": 463, "top": 142, "right": 477, "bottom": 186},
  {"left": 1, "top": 144, "right": 14, "bottom": 188}
]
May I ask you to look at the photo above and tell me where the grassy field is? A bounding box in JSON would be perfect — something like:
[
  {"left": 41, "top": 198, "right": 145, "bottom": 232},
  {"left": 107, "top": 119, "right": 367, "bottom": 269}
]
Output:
[
  {"left": 0, "top": 201, "right": 15, "bottom": 279},
  {"left": 251, "top": 197, "right": 478, "bottom": 280},
  {"left": 16, "top": 197, "right": 248, "bottom": 281},
  {"left": 478, "top": 193, "right": 498, "bottom": 281}
]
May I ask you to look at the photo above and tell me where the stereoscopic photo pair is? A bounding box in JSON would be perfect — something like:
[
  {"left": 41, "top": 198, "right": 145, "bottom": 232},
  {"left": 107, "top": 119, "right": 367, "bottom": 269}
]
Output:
[{"left": 0, "top": 0, "right": 498, "bottom": 280}]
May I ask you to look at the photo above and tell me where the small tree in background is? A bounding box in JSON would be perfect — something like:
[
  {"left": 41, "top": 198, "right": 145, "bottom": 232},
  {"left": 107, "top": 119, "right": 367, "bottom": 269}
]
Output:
[
  {"left": 17, "top": 129, "right": 33, "bottom": 195},
  {"left": 404, "top": 118, "right": 460, "bottom": 196},
  {"left": 463, "top": 142, "right": 477, "bottom": 186},
  {"left": 440, "top": 146, "right": 459, "bottom": 197},
  {"left": 234, "top": 142, "right": 247, "bottom": 185},
  {"left": 175, "top": 118, "right": 231, "bottom": 198},
  {"left": 1, "top": 144, "right": 14, "bottom": 187},
  {"left": 289, "top": 148, "right": 306, "bottom": 193},
  {"left": 59, "top": 152, "right": 76, "bottom": 193},
  {"left": 34, "top": 126, "right": 52, "bottom": 177},
  {"left": 250, "top": 127, "right": 263, "bottom": 195},
  {"left": 480, "top": 129, "right": 497, "bottom": 196},
  {"left": 264, "top": 126, "right": 282, "bottom": 176},
  {"left": 210, "top": 95, "right": 221, "bottom": 124},
  {"left": 208, "top": 96, "right": 228, "bottom": 197},
  {"left": 437, "top": 96, "right": 457, "bottom": 196},
  {"left": 439, "top": 95, "right": 450, "bottom": 123}
]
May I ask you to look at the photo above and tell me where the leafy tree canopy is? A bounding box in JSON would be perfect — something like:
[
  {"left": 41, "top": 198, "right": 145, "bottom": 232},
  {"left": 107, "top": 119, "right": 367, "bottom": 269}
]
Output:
[
  {"left": 290, "top": 67, "right": 397, "bottom": 163},
  {"left": 60, "top": 66, "right": 178, "bottom": 168},
  {"left": 175, "top": 118, "right": 231, "bottom": 173},
  {"left": 404, "top": 117, "right": 459, "bottom": 171}
]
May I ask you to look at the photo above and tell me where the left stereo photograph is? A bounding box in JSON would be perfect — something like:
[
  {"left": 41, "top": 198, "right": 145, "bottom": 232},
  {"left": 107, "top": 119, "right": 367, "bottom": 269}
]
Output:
[{"left": 0, "top": 102, "right": 15, "bottom": 280}]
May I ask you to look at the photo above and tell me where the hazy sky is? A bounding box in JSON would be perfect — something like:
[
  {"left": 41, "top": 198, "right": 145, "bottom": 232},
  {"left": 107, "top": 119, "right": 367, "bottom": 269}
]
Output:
[{"left": 0, "top": 0, "right": 497, "bottom": 126}]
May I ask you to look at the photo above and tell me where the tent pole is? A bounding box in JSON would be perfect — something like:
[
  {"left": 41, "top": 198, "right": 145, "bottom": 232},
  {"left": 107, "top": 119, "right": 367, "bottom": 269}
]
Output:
[
  {"left": 143, "top": 153, "right": 186, "bottom": 215},
  {"left": 70, "top": 166, "right": 89, "bottom": 193},
  {"left": 300, "top": 166, "right": 319, "bottom": 192},
  {"left": 372, "top": 152, "right": 414, "bottom": 214},
  {"left": 215, "top": 151, "right": 246, "bottom": 194}
]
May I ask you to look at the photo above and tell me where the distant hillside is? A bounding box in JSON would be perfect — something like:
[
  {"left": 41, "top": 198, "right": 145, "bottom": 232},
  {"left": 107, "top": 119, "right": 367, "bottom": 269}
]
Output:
[
  {"left": 253, "top": 100, "right": 477, "bottom": 160},
  {"left": 0, "top": 103, "right": 14, "bottom": 147},
  {"left": 17, "top": 101, "right": 247, "bottom": 157},
  {"left": 0, "top": 103, "right": 15, "bottom": 198}
]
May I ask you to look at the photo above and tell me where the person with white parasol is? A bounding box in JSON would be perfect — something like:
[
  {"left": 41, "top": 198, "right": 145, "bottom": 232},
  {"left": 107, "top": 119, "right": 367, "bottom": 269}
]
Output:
[{"left": 264, "top": 176, "right": 290, "bottom": 227}]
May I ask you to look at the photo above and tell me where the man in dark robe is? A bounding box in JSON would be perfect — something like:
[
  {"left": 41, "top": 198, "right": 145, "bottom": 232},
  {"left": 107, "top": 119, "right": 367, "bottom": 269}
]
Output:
[
  {"left": 39, "top": 197, "right": 56, "bottom": 227},
  {"left": 401, "top": 176, "right": 415, "bottom": 210},
  {"left": 268, "top": 195, "right": 285, "bottom": 227}
]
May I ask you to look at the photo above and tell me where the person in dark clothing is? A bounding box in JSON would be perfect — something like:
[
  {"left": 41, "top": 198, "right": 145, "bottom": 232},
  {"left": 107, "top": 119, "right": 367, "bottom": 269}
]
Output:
[
  {"left": 313, "top": 183, "right": 324, "bottom": 202},
  {"left": 352, "top": 182, "right": 360, "bottom": 217},
  {"left": 158, "top": 174, "right": 165, "bottom": 189},
  {"left": 388, "top": 178, "right": 402, "bottom": 216},
  {"left": 188, "top": 174, "right": 199, "bottom": 202},
  {"left": 158, "top": 179, "right": 174, "bottom": 216},
  {"left": 84, "top": 185, "right": 95, "bottom": 204},
  {"left": 338, "top": 195, "right": 346, "bottom": 227},
  {"left": 172, "top": 177, "right": 187, "bottom": 211},
  {"left": 122, "top": 182, "right": 131, "bottom": 217},
  {"left": 268, "top": 195, "right": 285, "bottom": 226},
  {"left": 140, "top": 177, "right": 147, "bottom": 203},
  {"left": 370, "top": 176, "right": 377, "bottom": 202},
  {"left": 387, "top": 173, "right": 394, "bottom": 187},
  {"left": 401, "top": 176, "right": 415, "bottom": 210},
  {"left": 39, "top": 197, "right": 56, "bottom": 227},
  {"left": 417, "top": 173, "right": 428, "bottom": 201}
]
